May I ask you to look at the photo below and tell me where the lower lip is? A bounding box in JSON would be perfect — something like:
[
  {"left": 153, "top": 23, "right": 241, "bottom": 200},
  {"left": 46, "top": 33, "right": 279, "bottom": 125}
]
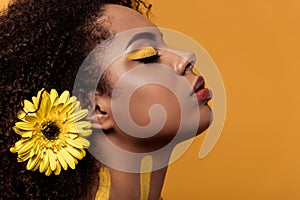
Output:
[{"left": 194, "top": 88, "right": 212, "bottom": 101}]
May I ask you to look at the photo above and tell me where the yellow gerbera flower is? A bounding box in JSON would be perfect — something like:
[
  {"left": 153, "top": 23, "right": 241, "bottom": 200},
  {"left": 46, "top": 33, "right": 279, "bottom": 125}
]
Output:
[{"left": 10, "top": 89, "right": 92, "bottom": 176}]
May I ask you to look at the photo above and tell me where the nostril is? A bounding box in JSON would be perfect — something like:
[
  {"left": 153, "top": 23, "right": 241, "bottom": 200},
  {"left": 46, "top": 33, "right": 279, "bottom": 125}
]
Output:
[
  {"left": 175, "top": 59, "right": 195, "bottom": 75},
  {"left": 185, "top": 63, "right": 193, "bottom": 72},
  {"left": 175, "top": 52, "right": 196, "bottom": 75},
  {"left": 163, "top": 48, "right": 197, "bottom": 75}
]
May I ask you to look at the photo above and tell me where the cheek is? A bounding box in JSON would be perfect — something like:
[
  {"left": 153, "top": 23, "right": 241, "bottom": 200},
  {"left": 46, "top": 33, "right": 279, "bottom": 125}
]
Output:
[{"left": 129, "top": 84, "right": 181, "bottom": 138}]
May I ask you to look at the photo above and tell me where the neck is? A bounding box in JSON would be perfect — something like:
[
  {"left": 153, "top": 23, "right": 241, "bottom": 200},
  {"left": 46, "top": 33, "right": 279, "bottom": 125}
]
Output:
[
  {"left": 108, "top": 166, "right": 167, "bottom": 200},
  {"left": 89, "top": 131, "right": 174, "bottom": 199}
]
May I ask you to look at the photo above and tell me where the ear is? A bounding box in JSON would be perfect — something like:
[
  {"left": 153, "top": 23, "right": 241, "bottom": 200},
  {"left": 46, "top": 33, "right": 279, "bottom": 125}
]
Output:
[{"left": 94, "top": 95, "right": 115, "bottom": 131}]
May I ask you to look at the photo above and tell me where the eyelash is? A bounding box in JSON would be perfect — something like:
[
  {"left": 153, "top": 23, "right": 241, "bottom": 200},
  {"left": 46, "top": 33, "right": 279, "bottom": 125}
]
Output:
[{"left": 134, "top": 54, "right": 161, "bottom": 64}]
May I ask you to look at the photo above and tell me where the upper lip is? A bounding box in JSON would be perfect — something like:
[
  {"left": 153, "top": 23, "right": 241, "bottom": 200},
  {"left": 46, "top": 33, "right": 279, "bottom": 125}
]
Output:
[{"left": 193, "top": 76, "right": 205, "bottom": 94}]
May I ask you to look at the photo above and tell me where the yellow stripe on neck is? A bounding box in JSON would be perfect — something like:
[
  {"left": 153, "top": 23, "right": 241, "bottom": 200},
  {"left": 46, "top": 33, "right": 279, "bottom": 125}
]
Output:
[
  {"left": 95, "top": 166, "right": 111, "bottom": 200},
  {"left": 95, "top": 156, "right": 154, "bottom": 200},
  {"left": 140, "top": 155, "right": 153, "bottom": 200}
]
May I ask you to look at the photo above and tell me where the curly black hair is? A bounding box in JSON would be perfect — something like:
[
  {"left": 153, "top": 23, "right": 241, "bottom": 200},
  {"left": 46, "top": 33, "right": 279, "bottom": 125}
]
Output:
[{"left": 0, "top": 0, "right": 151, "bottom": 199}]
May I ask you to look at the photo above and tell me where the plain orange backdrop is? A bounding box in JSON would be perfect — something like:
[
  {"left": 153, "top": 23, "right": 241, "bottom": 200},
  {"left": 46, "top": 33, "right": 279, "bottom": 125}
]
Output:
[{"left": 1, "top": 0, "right": 300, "bottom": 199}]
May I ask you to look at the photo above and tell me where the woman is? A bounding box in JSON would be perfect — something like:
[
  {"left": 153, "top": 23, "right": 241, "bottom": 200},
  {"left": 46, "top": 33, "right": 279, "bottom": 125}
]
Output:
[{"left": 0, "top": 0, "right": 212, "bottom": 199}]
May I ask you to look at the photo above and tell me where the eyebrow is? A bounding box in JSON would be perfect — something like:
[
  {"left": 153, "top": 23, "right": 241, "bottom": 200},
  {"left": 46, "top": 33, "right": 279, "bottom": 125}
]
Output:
[{"left": 126, "top": 32, "right": 157, "bottom": 49}]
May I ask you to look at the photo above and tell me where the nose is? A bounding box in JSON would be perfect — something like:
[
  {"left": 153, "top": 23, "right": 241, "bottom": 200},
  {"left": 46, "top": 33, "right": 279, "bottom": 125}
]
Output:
[{"left": 164, "top": 49, "right": 196, "bottom": 75}]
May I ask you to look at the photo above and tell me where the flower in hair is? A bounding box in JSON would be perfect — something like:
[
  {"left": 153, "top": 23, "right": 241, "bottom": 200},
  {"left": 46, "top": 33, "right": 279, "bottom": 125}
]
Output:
[{"left": 10, "top": 89, "right": 92, "bottom": 176}]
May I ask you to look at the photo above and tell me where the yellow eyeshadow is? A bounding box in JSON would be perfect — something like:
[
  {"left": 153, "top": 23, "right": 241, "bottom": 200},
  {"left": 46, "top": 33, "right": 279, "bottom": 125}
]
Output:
[{"left": 127, "top": 47, "right": 158, "bottom": 60}]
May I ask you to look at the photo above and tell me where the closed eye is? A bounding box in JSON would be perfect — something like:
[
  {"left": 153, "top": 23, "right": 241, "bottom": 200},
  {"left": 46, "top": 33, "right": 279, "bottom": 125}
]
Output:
[
  {"left": 127, "top": 47, "right": 160, "bottom": 63},
  {"left": 133, "top": 54, "right": 161, "bottom": 64}
]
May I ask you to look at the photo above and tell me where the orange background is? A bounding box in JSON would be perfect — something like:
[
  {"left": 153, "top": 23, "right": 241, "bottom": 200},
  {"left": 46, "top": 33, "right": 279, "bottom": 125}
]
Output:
[
  {"left": 150, "top": 0, "right": 300, "bottom": 199},
  {"left": 1, "top": 0, "right": 300, "bottom": 199}
]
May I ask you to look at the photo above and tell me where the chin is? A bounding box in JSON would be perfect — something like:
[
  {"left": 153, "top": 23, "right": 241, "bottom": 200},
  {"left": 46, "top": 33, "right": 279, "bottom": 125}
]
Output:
[{"left": 196, "top": 105, "right": 213, "bottom": 136}]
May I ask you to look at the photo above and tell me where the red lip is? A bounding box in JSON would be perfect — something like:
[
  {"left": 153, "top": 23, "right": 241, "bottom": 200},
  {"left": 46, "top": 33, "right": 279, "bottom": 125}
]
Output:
[
  {"left": 193, "top": 76, "right": 205, "bottom": 92},
  {"left": 192, "top": 76, "right": 212, "bottom": 101}
]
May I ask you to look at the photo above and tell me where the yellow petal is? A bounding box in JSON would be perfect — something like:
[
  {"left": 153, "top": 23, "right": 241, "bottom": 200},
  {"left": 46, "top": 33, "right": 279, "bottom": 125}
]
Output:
[
  {"left": 18, "top": 138, "right": 36, "bottom": 155},
  {"left": 59, "top": 103, "right": 74, "bottom": 116},
  {"left": 15, "top": 122, "right": 34, "bottom": 131},
  {"left": 29, "top": 147, "right": 36, "bottom": 157},
  {"left": 65, "top": 145, "right": 85, "bottom": 160},
  {"left": 78, "top": 129, "right": 92, "bottom": 137},
  {"left": 67, "top": 101, "right": 80, "bottom": 115},
  {"left": 36, "top": 109, "right": 43, "bottom": 119},
  {"left": 45, "top": 166, "right": 52, "bottom": 176},
  {"left": 79, "top": 148, "right": 86, "bottom": 157},
  {"left": 24, "top": 115, "right": 37, "bottom": 123},
  {"left": 32, "top": 96, "right": 39, "bottom": 108},
  {"left": 11, "top": 139, "right": 28, "bottom": 152},
  {"left": 57, "top": 151, "right": 68, "bottom": 170},
  {"left": 50, "top": 89, "right": 59, "bottom": 104},
  {"left": 39, "top": 92, "right": 51, "bottom": 117},
  {"left": 54, "top": 160, "right": 61, "bottom": 175},
  {"left": 34, "top": 142, "right": 41, "bottom": 155},
  {"left": 17, "top": 110, "right": 27, "bottom": 120},
  {"left": 32, "top": 158, "right": 41, "bottom": 171},
  {"left": 10, "top": 146, "right": 17, "bottom": 153},
  {"left": 26, "top": 152, "right": 41, "bottom": 171},
  {"left": 12, "top": 127, "right": 33, "bottom": 137},
  {"left": 79, "top": 137, "right": 90, "bottom": 148},
  {"left": 60, "top": 148, "right": 75, "bottom": 169},
  {"left": 13, "top": 138, "right": 30, "bottom": 150},
  {"left": 60, "top": 110, "right": 69, "bottom": 121},
  {"left": 17, "top": 150, "right": 31, "bottom": 161},
  {"left": 39, "top": 150, "right": 49, "bottom": 173},
  {"left": 75, "top": 121, "right": 92, "bottom": 129},
  {"left": 40, "top": 148, "right": 46, "bottom": 159},
  {"left": 53, "top": 103, "right": 64, "bottom": 112},
  {"left": 68, "top": 96, "right": 77, "bottom": 104},
  {"left": 68, "top": 109, "right": 88, "bottom": 122},
  {"left": 68, "top": 124, "right": 81, "bottom": 133},
  {"left": 36, "top": 88, "right": 44, "bottom": 99},
  {"left": 51, "top": 96, "right": 59, "bottom": 106},
  {"left": 48, "top": 149, "right": 57, "bottom": 171},
  {"left": 23, "top": 99, "right": 36, "bottom": 113},
  {"left": 17, "top": 157, "right": 26, "bottom": 162},
  {"left": 59, "top": 90, "right": 70, "bottom": 104},
  {"left": 22, "top": 131, "right": 33, "bottom": 138},
  {"left": 19, "top": 146, "right": 32, "bottom": 157},
  {"left": 66, "top": 138, "right": 83, "bottom": 149},
  {"left": 67, "top": 133, "right": 79, "bottom": 139}
]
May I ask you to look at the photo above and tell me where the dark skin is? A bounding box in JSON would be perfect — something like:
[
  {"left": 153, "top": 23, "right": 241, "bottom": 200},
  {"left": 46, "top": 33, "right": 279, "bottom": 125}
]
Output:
[
  {"left": 89, "top": 5, "right": 212, "bottom": 199},
  {"left": 0, "top": 0, "right": 150, "bottom": 199}
]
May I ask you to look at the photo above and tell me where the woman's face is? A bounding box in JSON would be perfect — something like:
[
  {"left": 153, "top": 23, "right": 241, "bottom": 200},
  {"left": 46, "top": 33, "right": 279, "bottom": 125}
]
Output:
[{"left": 96, "top": 5, "right": 212, "bottom": 151}]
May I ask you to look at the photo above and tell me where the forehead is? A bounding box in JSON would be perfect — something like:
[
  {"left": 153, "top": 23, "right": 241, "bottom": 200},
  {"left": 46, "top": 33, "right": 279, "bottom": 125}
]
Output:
[{"left": 103, "top": 4, "right": 156, "bottom": 33}]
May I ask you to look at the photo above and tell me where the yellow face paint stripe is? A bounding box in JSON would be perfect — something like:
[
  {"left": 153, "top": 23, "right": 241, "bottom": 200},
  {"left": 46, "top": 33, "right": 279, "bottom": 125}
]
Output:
[
  {"left": 95, "top": 166, "right": 111, "bottom": 200},
  {"left": 140, "top": 155, "right": 153, "bottom": 200}
]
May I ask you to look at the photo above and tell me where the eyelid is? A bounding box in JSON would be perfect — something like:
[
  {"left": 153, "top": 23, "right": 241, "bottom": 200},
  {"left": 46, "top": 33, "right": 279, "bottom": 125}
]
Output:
[{"left": 127, "top": 47, "right": 159, "bottom": 61}]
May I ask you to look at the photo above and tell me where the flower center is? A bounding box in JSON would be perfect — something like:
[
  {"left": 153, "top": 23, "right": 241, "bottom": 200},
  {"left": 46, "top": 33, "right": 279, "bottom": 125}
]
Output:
[{"left": 41, "top": 121, "right": 60, "bottom": 140}]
